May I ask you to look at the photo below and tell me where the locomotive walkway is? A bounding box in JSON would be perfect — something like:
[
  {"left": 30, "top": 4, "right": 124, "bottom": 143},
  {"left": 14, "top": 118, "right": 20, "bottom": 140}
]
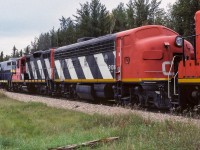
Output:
[{"left": 2, "top": 90, "right": 200, "bottom": 128}]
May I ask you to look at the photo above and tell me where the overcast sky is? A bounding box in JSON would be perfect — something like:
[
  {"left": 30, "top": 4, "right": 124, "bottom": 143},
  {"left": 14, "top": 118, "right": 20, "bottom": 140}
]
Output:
[{"left": 0, "top": 0, "right": 176, "bottom": 55}]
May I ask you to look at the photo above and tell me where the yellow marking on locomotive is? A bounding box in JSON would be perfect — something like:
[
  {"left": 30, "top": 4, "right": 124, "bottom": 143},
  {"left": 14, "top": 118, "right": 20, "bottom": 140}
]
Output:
[
  {"left": 12, "top": 80, "right": 24, "bottom": 83},
  {"left": 2, "top": 78, "right": 169, "bottom": 84},
  {"left": 54, "top": 79, "right": 115, "bottom": 83},
  {"left": 122, "top": 78, "right": 169, "bottom": 82},
  {"left": 10, "top": 80, "right": 46, "bottom": 83},
  {"left": 54, "top": 78, "right": 168, "bottom": 83},
  {"left": 23, "top": 80, "right": 46, "bottom": 83},
  {"left": 178, "top": 78, "right": 200, "bottom": 83}
]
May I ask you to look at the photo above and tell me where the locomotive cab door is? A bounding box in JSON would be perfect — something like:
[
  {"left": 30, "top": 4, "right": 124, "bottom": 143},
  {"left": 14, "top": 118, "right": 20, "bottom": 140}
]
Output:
[
  {"left": 116, "top": 35, "right": 131, "bottom": 82},
  {"left": 116, "top": 37, "right": 123, "bottom": 81}
]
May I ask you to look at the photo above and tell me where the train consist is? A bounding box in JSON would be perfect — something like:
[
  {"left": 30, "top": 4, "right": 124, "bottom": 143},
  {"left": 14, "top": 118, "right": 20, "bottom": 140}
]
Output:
[{"left": 0, "top": 23, "right": 195, "bottom": 109}]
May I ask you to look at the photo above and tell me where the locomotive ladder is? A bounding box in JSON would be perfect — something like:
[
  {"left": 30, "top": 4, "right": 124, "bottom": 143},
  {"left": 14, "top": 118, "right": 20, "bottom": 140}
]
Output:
[{"left": 168, "top": 56, "right": 179, "bottom": 104}]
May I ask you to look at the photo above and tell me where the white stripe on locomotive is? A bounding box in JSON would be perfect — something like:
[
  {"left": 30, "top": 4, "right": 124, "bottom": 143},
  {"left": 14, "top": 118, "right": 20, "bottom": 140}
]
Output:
[
  {"left": 113, "top": 51, "right": 116, "bottom": 58},
  {"left": 44, "top": 58, "right": 51, "bottom": 79},
  {"left": 37, "top": 60, "right": 45, "bottom": 79},
  {"left": 78, "top": 56, "right": 94, "bottom": 79},
  {"left": 94, "top": 53, "right": 113, "bottom": 79},
  {"left": 26, "top": 63, "right": 30, "bottom": 79},
  {"left": 55, "top": 60, "right": 65, "bottom": 80},
  {"left": 30, "top": 61, "right": 37, "bottom": 79},
  {"left": 65, "top": 59, "right": 78, "bottom": 79}
]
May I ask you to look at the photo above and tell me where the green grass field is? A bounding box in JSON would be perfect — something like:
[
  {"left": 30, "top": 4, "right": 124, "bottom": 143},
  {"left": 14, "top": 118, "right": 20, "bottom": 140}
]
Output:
[{"left": 0, "top": 93, "right": 200, "bottom": 150}]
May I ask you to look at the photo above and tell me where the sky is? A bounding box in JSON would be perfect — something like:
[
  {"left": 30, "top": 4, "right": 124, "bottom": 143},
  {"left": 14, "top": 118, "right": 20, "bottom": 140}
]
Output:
[{"left": 0, "top": 0, "right": 176, "bottom": 55}]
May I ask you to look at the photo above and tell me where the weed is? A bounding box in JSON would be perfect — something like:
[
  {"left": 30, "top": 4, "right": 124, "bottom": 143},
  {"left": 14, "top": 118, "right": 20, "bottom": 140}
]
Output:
[{"left": 0, "top": 95, "right": 199, "bottom": 150}]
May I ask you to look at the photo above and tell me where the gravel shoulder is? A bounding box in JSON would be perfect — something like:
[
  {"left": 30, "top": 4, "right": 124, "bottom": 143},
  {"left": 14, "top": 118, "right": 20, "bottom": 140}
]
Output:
[{"left": 3, "top": 90, "right": 200, "bottom": 127}]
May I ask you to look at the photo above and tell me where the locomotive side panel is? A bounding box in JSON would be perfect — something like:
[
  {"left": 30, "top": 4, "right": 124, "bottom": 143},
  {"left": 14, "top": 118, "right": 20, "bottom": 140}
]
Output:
[
  {"left": 12, "top": 57, "right": 26, "bottom": 81},
  {"left": 25, "top": 50, "right": 52, "bottom": 81},
  {"left": 0, "top": 59, "right": 17, "bottom": 81},
  {"left": 54, "top": 35, "right": 116, "bottom": 83}
]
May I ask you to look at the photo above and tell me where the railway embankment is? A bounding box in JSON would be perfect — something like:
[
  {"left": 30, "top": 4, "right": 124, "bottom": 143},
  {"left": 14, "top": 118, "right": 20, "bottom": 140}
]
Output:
[{"left": 3, "top": 90, "right": 200, "bottom": 128}]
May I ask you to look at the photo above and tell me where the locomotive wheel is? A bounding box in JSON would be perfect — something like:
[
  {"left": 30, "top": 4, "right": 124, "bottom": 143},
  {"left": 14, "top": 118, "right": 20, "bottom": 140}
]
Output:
[
  {"left": 132, "top": 94, "right": 140, "bottom": 105},
  {"left": 120, "top": 94, "right": 142, "bottom": 107}
]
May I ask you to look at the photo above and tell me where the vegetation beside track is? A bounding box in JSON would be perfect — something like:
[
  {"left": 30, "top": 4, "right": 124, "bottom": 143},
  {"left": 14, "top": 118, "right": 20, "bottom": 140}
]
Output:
[{"left": 0, "top": 93, "right": 199, "bottom": 150}]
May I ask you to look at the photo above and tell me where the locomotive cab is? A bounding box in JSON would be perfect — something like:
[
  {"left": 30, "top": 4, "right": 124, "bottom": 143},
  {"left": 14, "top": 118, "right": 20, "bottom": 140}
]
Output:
[
  {"left": 12, "top": 57, "right": 27, "bottom": 81},
  {"left": 115, "top": 25, "right": 193, "bottom": 109},
  {"left": 0, "top": 58, "right": 17, "bottom": 81}
]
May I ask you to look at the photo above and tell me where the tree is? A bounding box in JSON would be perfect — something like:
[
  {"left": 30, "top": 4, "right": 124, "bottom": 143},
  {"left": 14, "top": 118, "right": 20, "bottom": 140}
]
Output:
[
  {"left": 20, "top": 50, "right": 23, "bottom": 57},
  {"left": 112, "top": 3, "right": 127, "bottom": 32},
  {"left": 58, "top": 17, "right": 77, "bottom": 46},
  {"left": 126, "top": 0, "right": 136, "bottom": 28},
  {"left": 37, "top": 33, "right": 51, "bottom": 50},
  {"left": 129, "top": 0, "right": 163, "bottom": 27},
  {"left": 50, "top": 27, "right": 59, "bottom": 47},
  {"left": 0, "top": 51, "right": 3, "bottom": 62},
  {"left": 4, "top": 55, "right": 10, "bottom": 61},
  {"left": 75, "top": 1, "right": 91, "bottom": 37},
  {"left": 75, "top": 0, "right": 111, "bottom": 37},
  {"left": 24, "top": 45, "right": 30, "bottom": 55},
  {"left": 20, "top": 0, "right": 169, "bottom": 56},
  {"left": 15, "top": 51, "right": 20, "bottom": 57},
  {"left": 134, "top": 0, "right": 150, "bottom": 26},
  {"left": 111, "top": 0, "right": 164, "bottom": 31},
  {"left": 31, "top": 37, "right": 39, "bottom": 53},
  {"left": 12, "top": 45, "right": 17, "bottom": 57},
  {"left": 59, "top": 16, "right": 68, "bottom": 31},
  {"left": 171, "top": 0, "right": 200, "bottom": 36},
  {"left": 148, "top": 0, "right": 162, "bottom": 24}
]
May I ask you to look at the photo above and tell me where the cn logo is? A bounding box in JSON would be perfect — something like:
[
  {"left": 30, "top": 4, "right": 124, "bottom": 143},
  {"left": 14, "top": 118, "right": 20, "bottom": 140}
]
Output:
[{"left": 162, "top": 61, "right": 174, "bottom": 76}]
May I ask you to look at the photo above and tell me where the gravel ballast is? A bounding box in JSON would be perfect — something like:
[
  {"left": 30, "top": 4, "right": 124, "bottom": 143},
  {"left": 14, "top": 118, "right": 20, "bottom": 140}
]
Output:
[{"left": 3, "top": 90, "right": 200, "bottom": 127}]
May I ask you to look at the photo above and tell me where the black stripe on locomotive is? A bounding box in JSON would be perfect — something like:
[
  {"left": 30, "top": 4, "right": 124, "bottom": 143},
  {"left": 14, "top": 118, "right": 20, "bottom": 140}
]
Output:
[{"left": 54, "top": 34, "right": 116, "bottom": 80}]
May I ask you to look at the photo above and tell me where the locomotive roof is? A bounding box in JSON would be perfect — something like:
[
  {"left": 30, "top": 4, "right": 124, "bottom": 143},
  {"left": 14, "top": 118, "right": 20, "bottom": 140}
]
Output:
[
  {"left": 55, "top": 34, "right": 116, "bottom": 53},
  {"left": 0, "top": 58, "right": 17, "bottom": 64}
]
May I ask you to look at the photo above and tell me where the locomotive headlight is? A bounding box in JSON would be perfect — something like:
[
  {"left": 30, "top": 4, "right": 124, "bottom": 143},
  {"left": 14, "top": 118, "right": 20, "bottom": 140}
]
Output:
[{"left": 175, "top": 36, "right": 183, "bottom": 47}]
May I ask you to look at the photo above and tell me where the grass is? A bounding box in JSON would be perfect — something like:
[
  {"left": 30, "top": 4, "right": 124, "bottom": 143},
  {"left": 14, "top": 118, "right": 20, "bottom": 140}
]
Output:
[{"left": 0, "top": 93, "right": 199, "bottom": 150}]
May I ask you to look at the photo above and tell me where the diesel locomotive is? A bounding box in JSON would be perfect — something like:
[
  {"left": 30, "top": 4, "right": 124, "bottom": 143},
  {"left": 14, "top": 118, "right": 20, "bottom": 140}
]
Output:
[
  {"left": 178, "top": 10, "right": 200, "bottom": 108},
  {"left": 0, "top": 25, "right": 194, "bottom": 109}
]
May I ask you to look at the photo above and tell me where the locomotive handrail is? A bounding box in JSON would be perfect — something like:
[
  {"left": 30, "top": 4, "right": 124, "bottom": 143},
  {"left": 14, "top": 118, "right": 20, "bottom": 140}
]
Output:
[
  {"left": 174, "top": 71, "right": 179, "bottom": 96},
  {"left": 168, "top": 55, "right": 179, "bottom": 99}
]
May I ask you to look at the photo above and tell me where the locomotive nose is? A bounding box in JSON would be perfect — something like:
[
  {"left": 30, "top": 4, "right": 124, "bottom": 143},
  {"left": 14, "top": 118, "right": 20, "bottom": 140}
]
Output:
[{"left": 171, "top": 36, "right": 194, "bottom": 59}]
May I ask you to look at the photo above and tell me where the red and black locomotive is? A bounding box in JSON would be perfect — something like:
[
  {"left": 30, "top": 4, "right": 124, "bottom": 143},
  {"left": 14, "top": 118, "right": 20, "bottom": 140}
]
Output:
[{"left": 0, "top": 25, "right": 194, "bottom": 109}]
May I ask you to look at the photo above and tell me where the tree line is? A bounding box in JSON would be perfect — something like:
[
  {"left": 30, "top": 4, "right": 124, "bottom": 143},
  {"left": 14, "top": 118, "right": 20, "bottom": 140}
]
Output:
[{"left": 1, "top": 0, "right": 200, "bottom": 61}]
